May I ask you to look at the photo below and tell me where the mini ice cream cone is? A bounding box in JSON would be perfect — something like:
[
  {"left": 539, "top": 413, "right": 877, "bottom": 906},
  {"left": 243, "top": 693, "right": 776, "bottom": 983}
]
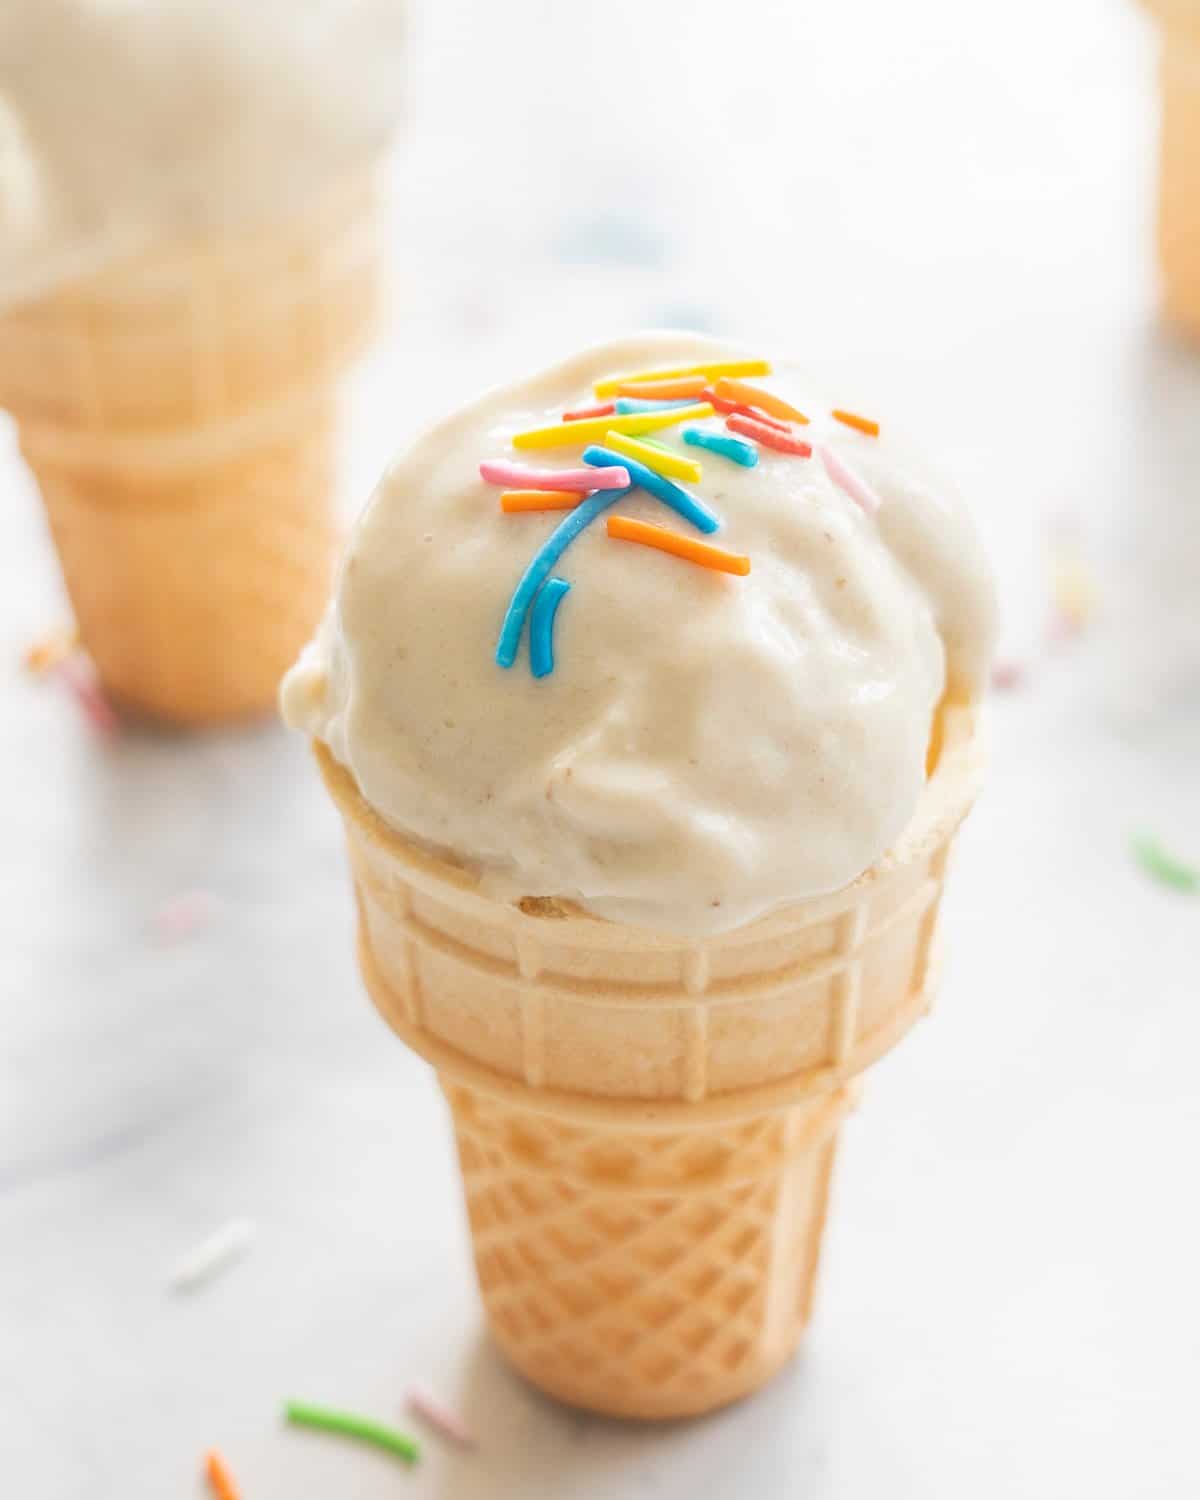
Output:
[
  {"left": 0, "top": 171, "right": 382, "bottom": 724},
  {"left": 315, "top": 704, "right": 983, "bottom": 1420},
  {"left": 1146, "top": 0, "right": 1200, "bottom": 338}
]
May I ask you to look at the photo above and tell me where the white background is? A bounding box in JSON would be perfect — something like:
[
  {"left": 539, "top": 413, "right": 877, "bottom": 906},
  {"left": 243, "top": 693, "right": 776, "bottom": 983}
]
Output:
[{"left": 3, "top": 1, "right": 1199, "bottom": 1496}]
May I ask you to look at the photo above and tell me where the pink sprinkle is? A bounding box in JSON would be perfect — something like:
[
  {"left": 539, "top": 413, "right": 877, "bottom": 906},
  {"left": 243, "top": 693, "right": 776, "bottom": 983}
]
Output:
[
  {"left": 479, "top": 460, "right": 629, "bottom": 492},
  {"left": 818, "top": 444, "right": 881, "bottom": 517},
  {"left": 407, "top": 1385, "right": 475, "bottom": 1449},
  {"left": 55, "top": 655, "right": 119, "bottom": 736},
  {"left": 149, "top": 889, "right": 220, "bottom": 942},
  {"left": 990, "top": 660, "right": 1026, "bottom": 692},
  {"left": 562, "top": 400, "right": 616, "bottom": 422}
]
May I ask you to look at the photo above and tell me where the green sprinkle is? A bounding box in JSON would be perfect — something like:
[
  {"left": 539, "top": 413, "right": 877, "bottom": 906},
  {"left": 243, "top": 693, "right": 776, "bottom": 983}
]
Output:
[
  {"left": 637, "top": 434, "right": 675, "bottom": 453},
  {"left": 284, "top": 1401, "right": 421, "bottom": 1464},
  {"left": 1131, "top": 834, "right": 1199, "bottom": 894}
]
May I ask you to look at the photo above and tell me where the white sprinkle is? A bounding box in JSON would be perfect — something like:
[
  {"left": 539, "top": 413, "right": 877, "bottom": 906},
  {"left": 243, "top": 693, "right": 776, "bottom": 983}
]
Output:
[
  {"left": 148, "top": 889, "right": 221, "bottom": 943},
  {"left": 168, "top": 1219, "right": 256, "bottom": 1293},
  {"left": 407, "top": 1385, "right": 475, "bottom": 1449},
  {"left": 818, "top": 443, "right": 882, "bottom": 517}
]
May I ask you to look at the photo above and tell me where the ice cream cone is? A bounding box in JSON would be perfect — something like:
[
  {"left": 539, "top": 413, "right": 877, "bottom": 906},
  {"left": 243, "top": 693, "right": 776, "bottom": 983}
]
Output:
[
  {"left": 315, "top": 703, "right": 983, "bottom": 1419},
  {"left": 0, "top": 171, "right": 382, "bottom": 724},
  {"left": 1146, "top": 1, "right": 1200, "bottom": 339}
]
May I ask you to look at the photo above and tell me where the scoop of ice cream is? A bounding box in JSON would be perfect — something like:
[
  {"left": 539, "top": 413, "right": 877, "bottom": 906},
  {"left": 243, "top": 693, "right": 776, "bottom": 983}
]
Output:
[
  {"left": 0, "top": 0, "right": 405, "bottom": 305},
  {"left": 283, "top": 333, "right": 996, "bottom": 937}
]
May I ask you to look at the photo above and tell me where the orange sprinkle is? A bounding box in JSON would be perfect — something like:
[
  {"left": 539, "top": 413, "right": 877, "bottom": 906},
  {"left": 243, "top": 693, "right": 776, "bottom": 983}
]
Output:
[
  {"left": 714, "top": 377, "right": 808, "bottom": 425},
  {"left": 205, "top": 1450, "right": 241, "bottom": 1500},
  {"left": 500, "top": 490, "right": 582, "bottom": 512},
  {"left": 23, "top": 625, "right": 78, "bottom": 676},
  {"left": 832, "top": 408, "right": 880, "bottom": 437},
  {"left": 606, "top": 515, "right": 750, "bottom": 576},
  {"left": 615, "top": 374, "right": 708, "bottom": 400}
]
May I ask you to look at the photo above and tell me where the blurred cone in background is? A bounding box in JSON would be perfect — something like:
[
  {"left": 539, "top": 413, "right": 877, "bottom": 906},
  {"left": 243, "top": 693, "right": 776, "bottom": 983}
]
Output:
[
  {"left": 315, "top": 705, "right": 983, "bottom": 1420},
  {"left": 1146, "top": 0, "right": 1200, "bottom": 339},
  {"left": 0, "top": 170, "right": 382, "bottom": 725}
]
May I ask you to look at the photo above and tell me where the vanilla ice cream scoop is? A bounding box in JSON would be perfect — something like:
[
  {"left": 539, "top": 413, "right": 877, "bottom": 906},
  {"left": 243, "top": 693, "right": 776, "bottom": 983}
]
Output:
[
  {"left": 283, "top": 334, "right": 996, "bottom": 937},
  {"left": 0, "top": 0, "right": 405, "bottom": 305}
]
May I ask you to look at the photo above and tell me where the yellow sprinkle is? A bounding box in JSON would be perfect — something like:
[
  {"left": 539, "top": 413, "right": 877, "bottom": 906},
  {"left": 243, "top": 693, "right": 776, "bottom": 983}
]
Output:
[
  {"left": 601, "top": 428, "right": 702, "bottom": 483},
  {"left": 593, "top": 360, "right": 770, "bottom": 398},
  {"left": 512, "top": 404, "right": 714, "bottom": 451},
  {"left": 1052, "top": 551, "right": 1098, "bottom": 628}
]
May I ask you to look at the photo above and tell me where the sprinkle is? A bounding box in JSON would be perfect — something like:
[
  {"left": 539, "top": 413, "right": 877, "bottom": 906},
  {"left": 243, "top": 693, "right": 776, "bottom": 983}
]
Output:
[
  {"left": 698, "top": 387, "right": 791, "bottom": 427},
  {"left": 607, "top": 515, "right": 751, "bottom": 576},
  {"left": 594, "top": 358, "right": 770, "bottom": 397},
  {"left": 530, "top": 578, "right": 571, "bottom": 678},
  {"left": 614, "top": 396, "right": 698, "bottom": 414},
  {"left": 682, "top": 426, "right": 758, "bottom": 467},
  {"left": 615, "top": 375, "right": 708, "bottom": 399},
  {"left": 990, "top": 660, "right": 1027, "bottom": 692},
  {"left": 1131, "top": 834, "right": 1198, "bottom": 894},
  {"left": 149, "top": 889, "right": 220, "bottom": 942},
  {"left": 480, "top": 460, "right": 629, "bottom": 492},
  {"left": 562, "top": 400, "right": 616, "bottom": 421},
  {"left": 23, "top": 625, "right": 78, "bottom": 676},
  {"left": 713, "top": 377, "right": 808, "bottom": 424},
  {"left": 512, "top": 404, "right": 713, "bottom": 450},
  {"left": 56, "top": 655, "right": 120, "bottom": 736},
  {"left": 500, "top": 490, "right": 581, "bottom": 512},
  {"left": 1050, "top": 551, "right": 1098, "bottom": 634},
  {"left": 818, "top": 443, "right": 881, "bottom": 514},
  {"left": 602, "top": 428, "right": 702, "bottom": 482},
  {"left": 496, "top": 488, "right": 631, "bottom": 667},
  {"left": 284, "top": 1401, "right": 421, "bottom": 1465},
  {"left": 582, "top": 444, "right": 719, "bottom": 533},
  {"left": 832, "top": 408, "right": 880, "bottom": 437},
  {"left": 205, "top": 1450, "right": 241, "bottom": 1500},
  {"left": 169, "top": 1218, "right": 256, "bottom": 1293},
  {"left": 407, "top": 1386, "right": 476, "bottom": 1449},
  {"left": 727, "top": 414, "right": 812, "bottom": 456}
]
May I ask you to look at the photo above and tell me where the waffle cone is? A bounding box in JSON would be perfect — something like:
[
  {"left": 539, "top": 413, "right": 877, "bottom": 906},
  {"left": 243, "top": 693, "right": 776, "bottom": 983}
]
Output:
[
  {"left": 0, "top": 171, "right": 382, "bottom": 724},
  {"left": 1148, "top": 5, "right": 1200, "bottom": 338},
  {"left": 316, "top": 704, "right": 983, "bottom": 1419}
]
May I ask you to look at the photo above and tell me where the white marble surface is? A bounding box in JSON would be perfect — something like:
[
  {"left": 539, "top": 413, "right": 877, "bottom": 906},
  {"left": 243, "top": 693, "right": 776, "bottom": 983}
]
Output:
[{"left": 4, "top": 1, "right": 1200, "bottom": 1496}]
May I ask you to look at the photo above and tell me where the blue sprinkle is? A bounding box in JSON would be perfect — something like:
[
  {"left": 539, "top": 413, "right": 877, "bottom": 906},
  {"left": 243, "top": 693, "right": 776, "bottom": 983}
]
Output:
[
  {"left": 496, "top": 488, "right": 631, "bottom": 668},
  {"left": 529, "top": 578, "right": 571, "bottom": 679},
  {"left": 581, "top": 445, "right": 720, "bottom": 534},
  {"left": 682, "top": 425, "right": 758, "bottom": 468},
  {"left": 614, "top": 397, "right": 698, "bottom": 414}
]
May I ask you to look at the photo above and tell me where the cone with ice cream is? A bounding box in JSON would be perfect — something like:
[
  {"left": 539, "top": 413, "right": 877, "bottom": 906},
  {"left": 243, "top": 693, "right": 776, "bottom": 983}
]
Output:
[
  {"left": 1143, "top": 0, "right": 1200, "bottom": 339},
  {"left": 0, "top": 0, "right": 404, "bottom": 723},
  {"left": 283, "top": 334, "right": 996, "bottom": 1418}
]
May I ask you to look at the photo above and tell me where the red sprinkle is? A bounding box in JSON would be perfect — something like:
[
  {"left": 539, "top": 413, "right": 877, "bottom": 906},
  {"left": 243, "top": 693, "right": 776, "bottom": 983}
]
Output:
[
  {"left": 562, "top": 400, "right": 616, "bottom": 422},
  {"left": 698, "top": 387, "right": 791, "bottom": 430},
  {"left": 726, "top": 414, "right": 812, "bottom": 456}
]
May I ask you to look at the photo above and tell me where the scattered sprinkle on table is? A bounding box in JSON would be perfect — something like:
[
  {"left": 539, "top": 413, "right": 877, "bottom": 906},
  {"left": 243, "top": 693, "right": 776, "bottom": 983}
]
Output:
[
  {"left": 284, "top": 1401, "right": 421, "bottom": 1465},
  {"left": 607, "top": 515, "right": 751, "bottom": 575},
  {"left": 818, "top": 443, "right": 882, "bottom": 515},
  {"left": 205, "top": 1450, "right": 241, "bottom": 1500},
  {"left": 169, "top": 1218, "right": 256, "bottom": 1293},
  {"left": 832, "top": 408, "right": 880, "bottom": 437},
  {"left": 726, "top": 413, "right": 811, "bottom": 456},
  {"left": 1131, "top": 834, "right": 1198, "bottom": 894},
  {"left": 682, "top": 426, "right": 758, "bottom": 467},
  {"left": 407, "top": 1385, "right": 476, "bottom": 1449},
  {"left": 511, "top": 403, "right": 713, "bottom": 450},
  {"left": 593, "top": 358, "right": 770, "bottom": 397},
  {"left": 22, "top": 625, "right": 78, "bottom": 676}
]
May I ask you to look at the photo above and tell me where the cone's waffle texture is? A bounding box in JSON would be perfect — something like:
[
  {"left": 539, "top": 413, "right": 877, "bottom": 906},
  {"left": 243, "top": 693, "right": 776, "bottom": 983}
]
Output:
[
  {"left": 317, "top": 704, "right": 983, "bottom": 1419},
  {"left": 0, "top": 171, "right": 382, "bottom": 724},
  {"left": 1148, "top": 3, "right": 1200, "bottom": 338}
]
